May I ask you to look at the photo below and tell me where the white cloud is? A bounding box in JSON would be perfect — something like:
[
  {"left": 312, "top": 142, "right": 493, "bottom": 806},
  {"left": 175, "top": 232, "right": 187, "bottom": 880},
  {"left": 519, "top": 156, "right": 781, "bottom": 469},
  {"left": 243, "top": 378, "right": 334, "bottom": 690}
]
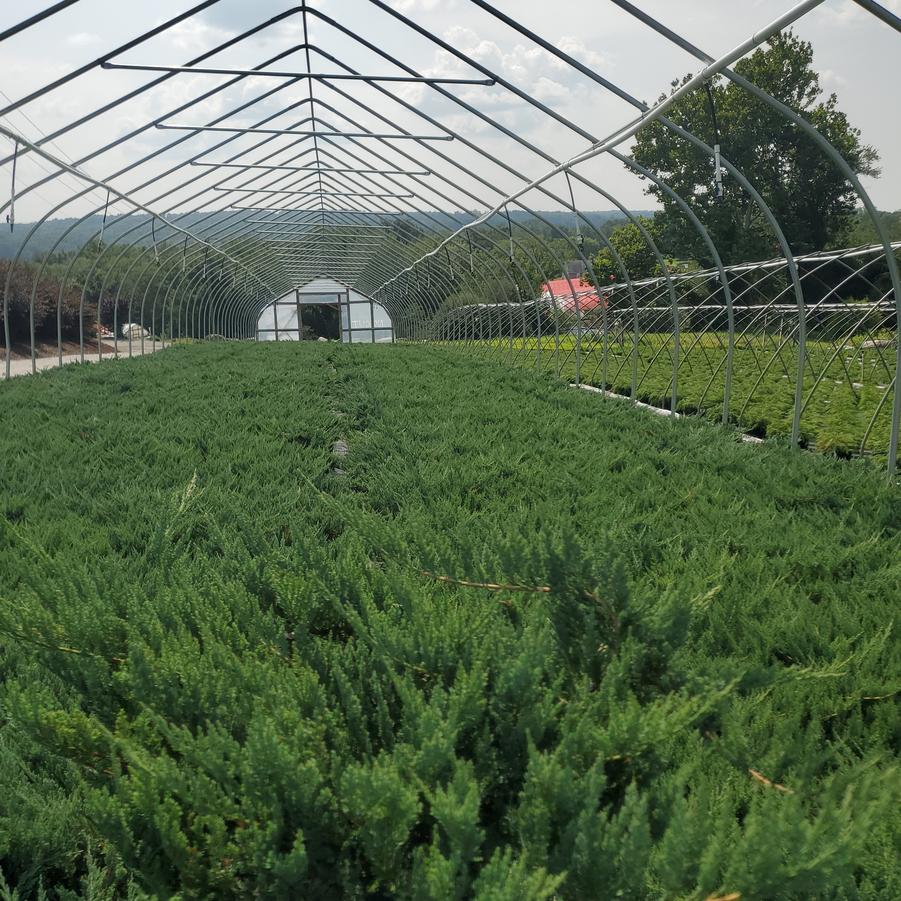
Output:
[
  {"left": 387, "top": 0, "right": 454, "bottom": 11},
  {"left": 532, "top": 77, "right": 570, "bottom": 102},
  {"left": 66, "top": 32, "right": 101, "bottom": 47},
  {"left": 391, "top": 26, "right": 610, "bottom": 136},
  {"left": 1, "top": 0, "right": 899, "bottom": 222},
  {"left": 166, "top": 18, "right": 230, "bottom": 55},
  {"left": 555, "top": 36, "right": 607, "bottom": 72},
  {"left": 820, "top": 68, "right": 847, "bottom": 88},
  {"left": 813, "top": 0, "right": 900, "bottom": 27}
]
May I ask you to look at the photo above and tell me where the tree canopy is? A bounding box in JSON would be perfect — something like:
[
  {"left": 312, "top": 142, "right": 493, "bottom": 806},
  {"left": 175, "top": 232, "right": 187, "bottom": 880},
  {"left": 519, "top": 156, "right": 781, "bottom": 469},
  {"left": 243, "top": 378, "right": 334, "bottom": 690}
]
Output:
[
  {"left": 848, "top": 208, "right": 901, "bottom": 246},
  {"left": 589, "top": 217, "right": 663, "bottom": 284},
  {"left": 630, "top": 31, "right": 879, "bottom": 266}
]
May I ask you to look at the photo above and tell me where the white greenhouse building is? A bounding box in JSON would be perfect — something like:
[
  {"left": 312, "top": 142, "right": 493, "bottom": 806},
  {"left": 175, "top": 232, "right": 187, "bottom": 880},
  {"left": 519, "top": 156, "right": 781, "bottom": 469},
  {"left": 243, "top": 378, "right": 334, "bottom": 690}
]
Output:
[{"left": 257, "top": 278, "right": 394, "bottom": 344}]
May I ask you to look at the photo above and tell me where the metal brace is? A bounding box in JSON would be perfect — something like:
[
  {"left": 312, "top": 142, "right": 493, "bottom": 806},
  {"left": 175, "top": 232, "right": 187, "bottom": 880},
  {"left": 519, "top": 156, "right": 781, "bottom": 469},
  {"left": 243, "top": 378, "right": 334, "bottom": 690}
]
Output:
[
  {"left": 704, "top": 81, "right": 724, "bottom": 200},
  {"left": 99, "top": 189, "right": 110, "bottom": 248},
  {"left": 505, "top": 203, "right": 514, "bottom": 262},
  {"left": 7, "top": 140, "right": 19, "bottom": 233},
  {"left": 565, "top": 170, "right": 584, "bottom": 249},
  {"left": 151, "top": 216, "right": 160, "bottom": 264}
]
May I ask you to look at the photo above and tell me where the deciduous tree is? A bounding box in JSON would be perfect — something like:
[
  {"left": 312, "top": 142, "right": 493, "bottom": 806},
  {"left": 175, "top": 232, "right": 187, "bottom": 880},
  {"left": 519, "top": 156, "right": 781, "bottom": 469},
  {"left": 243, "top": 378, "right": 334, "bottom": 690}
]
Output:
[{"left": 631, "top": 32, "right": 879, "bottom": 264}]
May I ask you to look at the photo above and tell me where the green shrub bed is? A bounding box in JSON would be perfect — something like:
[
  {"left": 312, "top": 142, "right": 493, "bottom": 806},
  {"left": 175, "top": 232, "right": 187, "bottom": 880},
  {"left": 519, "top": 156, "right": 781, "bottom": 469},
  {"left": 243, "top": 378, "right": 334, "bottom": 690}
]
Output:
[{"left": 0, "top": 343, "right": 898, "bottom": 899}]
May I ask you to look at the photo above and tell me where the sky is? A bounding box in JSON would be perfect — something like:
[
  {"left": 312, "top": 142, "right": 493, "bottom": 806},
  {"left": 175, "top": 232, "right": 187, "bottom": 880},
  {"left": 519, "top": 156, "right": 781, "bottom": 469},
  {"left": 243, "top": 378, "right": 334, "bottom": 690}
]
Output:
[{"left": 0, "top": 0, "right": 899, "bottom": 226}]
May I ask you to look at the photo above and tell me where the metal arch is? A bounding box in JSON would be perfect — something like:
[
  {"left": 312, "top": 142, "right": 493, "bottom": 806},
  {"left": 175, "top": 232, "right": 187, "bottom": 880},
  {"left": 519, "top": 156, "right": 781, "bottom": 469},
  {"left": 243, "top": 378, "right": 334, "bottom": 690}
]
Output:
[
  {"left": 302, "top": 18, "right": 648, "bottom": 309},
  {"left": 606, "top": 0, "right": 901, "bottom": 467},
  {"left": 16, "top": 174, "right": 271, "bottom": 366},
  {"left": 3, "top": 0, "right": 624, "bottom": 320},
  {"left": 277, "top": 130, "right": 576, "bottom": 330},
  {"left": 279, "top": 74, "right": 629, "bottom": 357},
  {"left": 156, "top": 156, "right": 444, "bottom": 304},
  {"left": 365, "top": 0, "right": 813, "bottom": 426},
  {"left": 201, "top": 186, "right": 510, "bottom": 320},
  {"left": 1, "top": 1, "right": 898, "bottom": 469},
  {"left": 76, "top": 214, "right": 249, "bottom": 352},
  {"left": 222, "top": 225, "right": 426, "bottom": 320},
  {"left": 14, "top": 141, "right": 420, "bottom": 352},
  {"left": 440, "top": 4, "right": 810, "bottom": 428},
  {"left": 171, "top": 108, "right": 570, "bottom": 329},
  {"left": 0, "top": 125, "right": 274, "bottom": 376},
  {"left": 455, "top": 0, "right": 892, "bottom": 454},
  {"left": 322, "top": 8, "right": 710, "bottom": 403},
  {"left": 201, "top": 206, "right": 506, "bottom": 340},
  {"left": 294, "top": 42, "right": 632, "bottom": 370},
  {"left": 0, "top": 44, "right": 828, "bottom": 356},
  {"left": 163, "top": 116, "right": 576, "bottom": 318}
]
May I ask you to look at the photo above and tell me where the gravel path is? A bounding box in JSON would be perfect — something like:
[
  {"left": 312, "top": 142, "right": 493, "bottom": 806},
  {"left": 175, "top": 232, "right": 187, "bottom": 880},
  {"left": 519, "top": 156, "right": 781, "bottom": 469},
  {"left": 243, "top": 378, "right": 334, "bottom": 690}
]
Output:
[{"left": 4, "top": 341, "right": 168, "bottom": 379}]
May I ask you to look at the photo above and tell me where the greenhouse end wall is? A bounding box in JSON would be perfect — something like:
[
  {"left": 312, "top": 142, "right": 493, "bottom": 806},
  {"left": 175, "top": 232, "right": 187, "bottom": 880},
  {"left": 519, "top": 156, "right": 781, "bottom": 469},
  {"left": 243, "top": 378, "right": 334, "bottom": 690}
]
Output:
[{"left": 257, "top": 277, "right": 393, "bottom": 344}]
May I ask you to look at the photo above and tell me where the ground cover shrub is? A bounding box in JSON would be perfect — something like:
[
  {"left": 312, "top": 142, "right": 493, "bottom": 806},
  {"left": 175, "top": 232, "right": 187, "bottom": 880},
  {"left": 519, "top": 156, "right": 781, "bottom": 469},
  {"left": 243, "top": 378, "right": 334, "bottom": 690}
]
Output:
[
  {"left": 473, "top": 335, "right": 896, "bottom": 456},
  {"left": 0, "top": 343, "right": 898, "bottom": 899}
]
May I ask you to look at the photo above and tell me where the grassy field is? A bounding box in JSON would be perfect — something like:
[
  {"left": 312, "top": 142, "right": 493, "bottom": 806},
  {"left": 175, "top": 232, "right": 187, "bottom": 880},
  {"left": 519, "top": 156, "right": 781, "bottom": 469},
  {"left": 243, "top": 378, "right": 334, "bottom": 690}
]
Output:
[
  {"left": 465, "top": 334, "right": 896, "bottom": 457},
  {"left": 0, "top": 343, "right": 898, "bottom": 899}
]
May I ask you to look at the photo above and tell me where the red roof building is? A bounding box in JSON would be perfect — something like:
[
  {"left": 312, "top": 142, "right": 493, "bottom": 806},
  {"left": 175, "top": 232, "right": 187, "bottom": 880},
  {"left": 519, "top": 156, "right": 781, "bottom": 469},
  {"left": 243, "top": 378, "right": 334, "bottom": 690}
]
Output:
[{"left": 540, "top": 277, "right": 607, "bottom": 314}]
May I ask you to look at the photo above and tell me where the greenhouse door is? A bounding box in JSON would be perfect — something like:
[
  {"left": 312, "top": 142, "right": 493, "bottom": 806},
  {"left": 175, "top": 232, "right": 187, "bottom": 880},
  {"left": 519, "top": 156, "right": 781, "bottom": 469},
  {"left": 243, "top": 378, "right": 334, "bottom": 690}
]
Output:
[{"left": 297, "top": 290, "right": 347, "bottom": 341}]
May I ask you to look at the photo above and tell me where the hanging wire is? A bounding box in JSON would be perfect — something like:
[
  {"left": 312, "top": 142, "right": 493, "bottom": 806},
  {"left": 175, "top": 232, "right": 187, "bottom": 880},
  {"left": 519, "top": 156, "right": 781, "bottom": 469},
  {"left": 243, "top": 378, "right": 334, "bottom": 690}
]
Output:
[
  {"left": 704, "top": 80, "right": 725, "bottom": 200},
  {"left": 7, "top": 139, "right": 18, "bottom": 232},
  {"left": 565, "top": 169, "right": 584, "bottom": 250},
  {"left": 151, "top": 215, "right": 160, "bottom": 264},
  {"left": 0, "top": 87, "right": 98, "bottom": 201},
  {"left": 99, "top": 188, "right": 110, "bottom": 248}
]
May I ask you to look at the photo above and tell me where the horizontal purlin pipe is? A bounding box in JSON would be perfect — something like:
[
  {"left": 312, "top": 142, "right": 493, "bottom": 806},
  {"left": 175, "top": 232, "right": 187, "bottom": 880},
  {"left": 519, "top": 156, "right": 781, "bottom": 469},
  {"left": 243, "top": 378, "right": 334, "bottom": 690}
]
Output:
[
  {"left": 375, "top": 0, "right": 825, "bottom": 291},
  {"left": 191, "top": 162, "right": 431, "bottom": 175},
  {"left": 215, "top": 188, "right": 414, "bottom": 198},
  {"left": 101, "top": 62, "right": 495, "bottom": 85},
  {"left": 156, "top": 124, "right": 453, "bottom": 140}
]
